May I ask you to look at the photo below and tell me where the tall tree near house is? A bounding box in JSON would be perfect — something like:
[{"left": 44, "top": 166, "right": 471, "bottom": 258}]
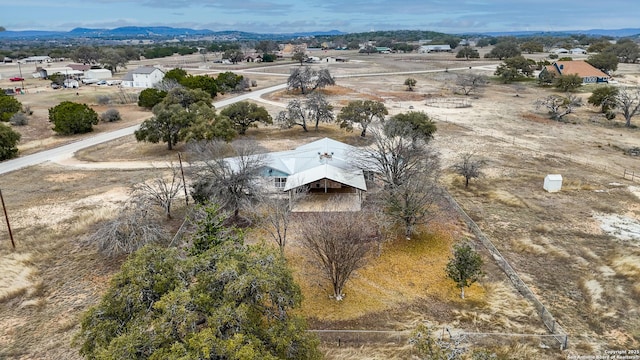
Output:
[
  {"left": 336, "top": 99, "right": 388, "bottom": 137},
  {"left": 252, "top": 191, "right": 306, "bottom": 257},
  {"left": 220, "top": 101, "right": 273, "bottom": 135},
  {"left": 553, "top": 74, "right": 583, "bottom": 92},
  {"left": 404, "top": 77, "right": 417, "bottom": 91},
  {"left": 298, "top": 209, "right": 374, "bottom": 301},
  {"left": 452, "top": 153, "right": 483, "bottom": 187},
  {"left": 354, "top": 122, "right": 441, "bottom": 238},
  {"left": 616, "top": 87, "right": 640, "bottom": 127},
  {"left": 188, "top": 141, "right": 266, "bottom": 220},
  {"left": 305, "top": 92, "right": 334, "bottom": 130},
  {"left": 588, "top": 86, "right": 619, "bottom": 113},
  {"left": 446, "top": 242, "right": 484, "bottom": 299}
]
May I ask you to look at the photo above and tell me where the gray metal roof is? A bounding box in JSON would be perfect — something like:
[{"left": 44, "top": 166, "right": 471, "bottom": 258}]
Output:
[{"left": 225, "top": 138, "right": 367, "bottom": 192}]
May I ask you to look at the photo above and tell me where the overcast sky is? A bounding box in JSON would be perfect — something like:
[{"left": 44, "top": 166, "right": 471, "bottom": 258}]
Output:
[{"left": 2, "top": 0, "right": 638, "bottom": 34}]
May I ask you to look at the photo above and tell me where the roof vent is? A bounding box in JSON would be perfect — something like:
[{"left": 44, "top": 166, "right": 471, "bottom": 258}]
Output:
[{"left": 559, "top": 64, "right": 564, "bottom": 70}]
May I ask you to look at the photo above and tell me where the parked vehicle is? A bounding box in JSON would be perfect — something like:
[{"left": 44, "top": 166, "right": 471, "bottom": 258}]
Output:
[
  {"left": 9, "top": 77, "right": 24, "bottom": 82},
  {"left": 96, "top": 80, "right": 107, "bottom": 85}
]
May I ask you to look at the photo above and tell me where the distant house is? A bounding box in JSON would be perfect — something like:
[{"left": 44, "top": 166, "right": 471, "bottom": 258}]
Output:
[
  {"left": 570, "top": 48, "right": 587, "bottom": 55},
  {"left": 375, "top": 47, "right": 392, "bottom": 53},
  {"left": 36, "top": 66, "right": 84, "bottom": 79},
  {"left": 552, "top": 48, "right": 570, "bottom": 54},
  {"left": 19, "top": 56, "right": 52, "bottom": 64},
  {"left": 84, "top": 69, "right": 113, "bottom": 80},
  {"left": 540, "top": 60, "right": 610, "bottom": 84},
  {"left": 121, "top": 66, "right": 165, "bottom": 88},
  {"left": 418, "top": 44, "right": 452, "bottom": 53}
]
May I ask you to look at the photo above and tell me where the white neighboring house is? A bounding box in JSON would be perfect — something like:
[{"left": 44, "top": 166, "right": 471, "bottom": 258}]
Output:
[
  {"left": 418, "top": 44, "right": 452, "bottom": 53},
  {"left": 19, "top": 56, "right": 52, "bottom": 64},
  {"left": 569, "top": 48, "right": 587, "bottom": 55},
  {"left": 121, "top": 66, "right": 165, "bottom": 88}
]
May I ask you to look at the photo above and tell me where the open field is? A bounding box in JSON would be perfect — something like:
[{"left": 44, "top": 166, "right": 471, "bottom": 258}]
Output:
[{"left": 1, "top": 50, "right": 640, "bottom": 359}]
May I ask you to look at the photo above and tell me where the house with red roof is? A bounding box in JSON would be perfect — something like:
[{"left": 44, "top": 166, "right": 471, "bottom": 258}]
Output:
[{"left": 540, "top": 60, "right": 610, "bottom": 84}]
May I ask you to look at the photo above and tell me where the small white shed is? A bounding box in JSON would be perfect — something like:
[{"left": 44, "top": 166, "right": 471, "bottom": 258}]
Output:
[{"left": 543, "top": 174, "right": 563, "bottom": 193}]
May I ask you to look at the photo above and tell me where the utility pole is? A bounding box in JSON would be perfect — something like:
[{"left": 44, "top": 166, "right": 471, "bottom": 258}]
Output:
[
  {"left": 0, "top": 189, "right": 15, "bottom": 249},
  {"left": 177, "top": 152, "right": 189, "bottom": 206}
]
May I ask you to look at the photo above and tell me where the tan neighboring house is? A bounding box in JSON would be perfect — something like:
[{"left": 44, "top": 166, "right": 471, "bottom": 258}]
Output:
[{"left": 540, "top": 60, "right": 610, "bottom": 84}]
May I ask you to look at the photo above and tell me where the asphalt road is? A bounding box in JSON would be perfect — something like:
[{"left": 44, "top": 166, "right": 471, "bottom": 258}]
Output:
[
  {"left": 0, "top": 63, "right": 495, "bottom": 175},
  {"left": 0, "top": 82, "right": 288, "bottom": 175}
]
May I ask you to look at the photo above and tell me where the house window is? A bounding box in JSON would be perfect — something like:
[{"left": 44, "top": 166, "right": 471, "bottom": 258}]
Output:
[{"left": 274, "top": 177, "right": 287, "bottom": 189}]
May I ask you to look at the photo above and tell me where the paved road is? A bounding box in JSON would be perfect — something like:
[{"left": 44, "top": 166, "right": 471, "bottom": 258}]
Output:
[
  {"left": 0, "top": 63, "right": 496, "bottom": 175},
  {"left": 0, "top": 83, "right": 288, "bottom": 175}
]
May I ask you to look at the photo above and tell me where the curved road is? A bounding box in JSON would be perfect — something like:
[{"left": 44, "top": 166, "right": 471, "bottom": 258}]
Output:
[{"left": 0, "top": 63, "right": 496, "bottom": 175}]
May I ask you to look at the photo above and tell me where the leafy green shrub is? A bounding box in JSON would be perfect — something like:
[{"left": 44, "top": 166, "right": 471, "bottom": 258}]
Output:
[
  {"left": 100, "top": 108, "right": 121, "bottom": 122},
  {"left": 49, "top": 101, "right": 99, "bottom": 135},
  {"left": 0, "top": 123, "right": 21, "bottom": 160},
  {"left": 0, "top": 93, "right": 21, "bottom": 122}
]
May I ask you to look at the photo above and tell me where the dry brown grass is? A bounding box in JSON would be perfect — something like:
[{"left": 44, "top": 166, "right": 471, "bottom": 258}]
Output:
[
  {"left": 291, "top": 224, "right": 485, "bottom": 322},
  {"left": 0, "top": 253, "right": 37, "bottom": 302}
]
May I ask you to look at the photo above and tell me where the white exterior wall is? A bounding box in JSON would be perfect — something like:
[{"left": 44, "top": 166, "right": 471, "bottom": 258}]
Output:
[
  {"left": 131, "top": 69, "right": 164, "bottom": 88},
  {"left": 85, "top": 69, "right": 112, "bottom": 80}
]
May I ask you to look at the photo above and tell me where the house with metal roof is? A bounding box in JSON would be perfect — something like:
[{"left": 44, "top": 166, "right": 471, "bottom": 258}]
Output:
[
  {"left": 226, "top": 138, "right": 368, "bottom": 211},
  {"left": 539, "top": 60, "right": 610, "bottom": 84},
  {"left": 121, "top": 66, "right": 165, "bottom": 88}
]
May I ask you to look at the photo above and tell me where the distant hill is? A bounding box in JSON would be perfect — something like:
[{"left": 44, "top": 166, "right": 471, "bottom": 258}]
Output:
[
  {"left": 0, "top": 25, "right": 637, "bottom": 41},
  {"left": 475, "top": 28, "right": 640, "bottom": 37},
  {"left": 0, "top": 26, "right": 345, "bottom": 40}
]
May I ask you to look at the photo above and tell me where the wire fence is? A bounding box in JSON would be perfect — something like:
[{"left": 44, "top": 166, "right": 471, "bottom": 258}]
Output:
[
  {"left": 442, "top": 191, "right": 569, "bottom": 350},
  {"left": 310, "top": 329, "right": 568, "bottom": 351}
]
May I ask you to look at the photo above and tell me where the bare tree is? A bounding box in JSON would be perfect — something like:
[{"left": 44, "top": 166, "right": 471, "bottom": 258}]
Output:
[
  {"left": 276, "top": 99, "right": 309, "bottom": 131},
  {"left": 454, "top": 74, "right": 488, "bottom": 96},
  {"left": 276, "top": 94, "right": 334, "bottom": 132},
  {"left": 535, "top": 94, "right": 582, "bottom": 121},
  {"left": 252, "top": 190, "right": 306, "bottom": 256},
  {"left": 305, "top": 92, "right": 334, "bottom": 130},
  {"left": 188, "top": 140, "right": 267, "bottom": 221},
  {"left": 298, "top": 209, "right": 374, "bottom": 300},
  {"left": 615, "top": 87, "right": 640, "bottom": 127},
  {"left": 384, "top": 171, "right": 442, "bottom": 238},
  {"left": 131, "top": 163, "right": 185, "bottom": 219},
  {"left": 287, "top": 66, "right": 335, "bottom": 94},
  {"left": 86, "top": 198, "right": 168, "bottom": 257},
  {"left": 354, "top": 123, "right": 442, "bottom": 238},
  {"left": 452, "top": 153, "right": 483, "bottom": 187}
]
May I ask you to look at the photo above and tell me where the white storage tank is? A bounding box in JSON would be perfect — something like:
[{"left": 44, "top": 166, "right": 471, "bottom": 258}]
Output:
[{"left": 543, "top": 174, "right": 563, "bottom": 193}]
